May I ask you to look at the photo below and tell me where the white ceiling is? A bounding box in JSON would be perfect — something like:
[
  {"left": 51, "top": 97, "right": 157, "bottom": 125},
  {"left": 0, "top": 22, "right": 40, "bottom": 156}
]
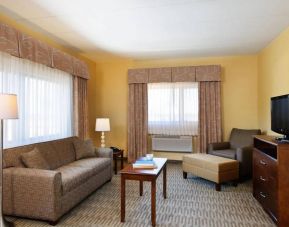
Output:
[{"left": 1, "top": 0, "right": 289, "bottom": 61}]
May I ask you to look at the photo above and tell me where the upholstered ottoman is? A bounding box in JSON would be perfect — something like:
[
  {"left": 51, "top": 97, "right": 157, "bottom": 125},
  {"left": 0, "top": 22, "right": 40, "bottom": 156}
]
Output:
[{"left": 182, "top": 154, "right": 239, "bottom": 191}]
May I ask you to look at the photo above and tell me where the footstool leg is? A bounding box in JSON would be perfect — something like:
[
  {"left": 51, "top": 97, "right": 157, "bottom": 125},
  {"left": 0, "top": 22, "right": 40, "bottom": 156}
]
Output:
[
  {"left": 183, "top": 171, "right": 187, "bottom": 179},
  {"left": 232, "top": 180, "right": 238, "bottom": 187},
  {"left": 215, "top": 183, "right": 221, "bottom": 191}
]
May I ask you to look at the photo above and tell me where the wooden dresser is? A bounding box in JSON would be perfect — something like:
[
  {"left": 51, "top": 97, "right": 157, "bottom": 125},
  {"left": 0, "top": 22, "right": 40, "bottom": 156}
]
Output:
[{"left": 253, "top": 135, "right": 289, "bottom": 226}]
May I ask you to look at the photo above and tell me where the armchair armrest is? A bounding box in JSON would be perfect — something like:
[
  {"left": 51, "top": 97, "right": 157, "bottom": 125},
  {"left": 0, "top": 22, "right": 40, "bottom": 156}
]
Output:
[
  {"left": 208, "top": 142, "right": 230, "bottom": 153},
  {"left": 3, "top": 167, "right": 62, "bottom": 221},
  {"left": 95, "top": 147, "right": 113, "bottom": 159},
  {"left": 236, "top": 146, "right": 253, "bottom": 178}
]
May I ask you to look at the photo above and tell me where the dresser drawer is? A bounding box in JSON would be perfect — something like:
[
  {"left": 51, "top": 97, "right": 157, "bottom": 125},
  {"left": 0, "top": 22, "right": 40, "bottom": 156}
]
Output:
[
  {"left": 253, "top": 149, "right": 277, "bottom": 178},
  {"left": 253, "top": 149, "right": 278, "bottom": 221},
  {"left": 254, "top": 187, "right": 278, "bottom": 221}
]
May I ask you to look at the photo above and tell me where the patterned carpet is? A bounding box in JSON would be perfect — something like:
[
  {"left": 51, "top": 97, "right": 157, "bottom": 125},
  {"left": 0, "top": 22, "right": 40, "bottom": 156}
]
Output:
[{"left": 10, "top": 162, "right": 275, "bottom": 227}]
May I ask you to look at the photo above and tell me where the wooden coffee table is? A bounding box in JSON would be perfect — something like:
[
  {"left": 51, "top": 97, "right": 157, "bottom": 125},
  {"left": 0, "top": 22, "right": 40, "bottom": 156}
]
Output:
[{"left": 120, "top": 158, "right": 167, "bottom": 227}]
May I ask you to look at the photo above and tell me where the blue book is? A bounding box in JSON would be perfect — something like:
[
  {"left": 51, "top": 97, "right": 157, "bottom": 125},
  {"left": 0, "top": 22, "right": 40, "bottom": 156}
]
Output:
[{"left": 135, "top": 160, "right": 155, "bottom": 165}]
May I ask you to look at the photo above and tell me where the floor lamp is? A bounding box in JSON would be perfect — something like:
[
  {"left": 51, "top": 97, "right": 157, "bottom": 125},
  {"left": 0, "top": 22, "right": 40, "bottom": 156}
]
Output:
[{"left": 0, "top": 94, "right": 18, "bottom": 227}]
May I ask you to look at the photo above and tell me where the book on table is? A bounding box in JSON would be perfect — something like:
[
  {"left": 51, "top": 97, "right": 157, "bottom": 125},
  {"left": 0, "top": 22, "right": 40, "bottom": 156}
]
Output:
[{"left": 132, "top": 159, "right": 157, "bottom": 169}]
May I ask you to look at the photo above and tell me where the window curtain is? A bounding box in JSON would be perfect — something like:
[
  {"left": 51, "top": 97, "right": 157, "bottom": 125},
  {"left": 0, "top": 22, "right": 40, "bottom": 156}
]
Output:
[
  {"left": 148, "top": 82, "right": 198, "bottom": 135},
  {"left": 128, "top": 83, "right": 148, "bottom": 163},
  {"left": 199, "top": 81, "right": 222, "bottom": 153},
  {"left": 0, "top": 51, "right": 73, "bottom": 148},
  {"left": 73, "top": 76, "right": 88, "bottom": 140}
]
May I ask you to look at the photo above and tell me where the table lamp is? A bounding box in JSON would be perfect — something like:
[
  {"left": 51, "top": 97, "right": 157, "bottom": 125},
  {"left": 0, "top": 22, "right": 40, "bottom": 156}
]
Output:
[
  {"left": 95, "top": 118, "right": 110, "bottom": 148},
  {"left": 0, "top": 94, "right": 18, "bottom": 227}
]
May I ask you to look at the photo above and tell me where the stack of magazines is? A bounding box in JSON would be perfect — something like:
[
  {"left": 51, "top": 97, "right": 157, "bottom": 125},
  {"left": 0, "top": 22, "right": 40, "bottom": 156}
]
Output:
[{"left": 133, "top": 158, "right": 157, "bottom": 169}]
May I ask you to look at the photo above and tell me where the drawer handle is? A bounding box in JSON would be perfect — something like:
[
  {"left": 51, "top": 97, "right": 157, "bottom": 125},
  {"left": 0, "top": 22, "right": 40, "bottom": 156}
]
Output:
[
  {"left": 260, "top": 176, "right": 266, "bottom": 182},
  {"left": 260, "top": 192, "right": 267, "bottom": 198},
  {"left": 260, "top": 160, "right": 267, "bottom": 165}
]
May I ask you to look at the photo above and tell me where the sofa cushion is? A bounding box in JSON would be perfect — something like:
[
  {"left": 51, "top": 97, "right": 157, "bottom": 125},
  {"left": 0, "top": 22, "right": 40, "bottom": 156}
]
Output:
[
  {"left": 209, "top": 149, "right": 236, "bottom": 160},
  {"left": 21, "top": 147, "right": 50, "bottom": 170},
  {"left": 37, "top": 143, "right": 63, "bottom": 170},
  {"left": 57, "top": 166, "right": 94, "bottom": 194},
  {"left": 73, "top": 139, "right": 96, "bottom": 160},
  {"left": 57, "top": 158, "right": 110, "bottom": 194},
  {"left": 68, "top": 158, "right": 111, "bottom": 175},
  {"left": 51, "top": 137, "right": 76, "bottom": 167},
  {"left": 4, "top": 144, "right": 35, "bottom": 168}
]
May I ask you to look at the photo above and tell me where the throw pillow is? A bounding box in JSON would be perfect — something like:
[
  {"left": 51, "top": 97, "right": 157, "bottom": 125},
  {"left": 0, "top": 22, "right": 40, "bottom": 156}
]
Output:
[
  {"left": 21, "top": 147, "right": 50, "bottom": 170},
  {"left": 73, "top": 139, "right": 96, "bottom": 160}
]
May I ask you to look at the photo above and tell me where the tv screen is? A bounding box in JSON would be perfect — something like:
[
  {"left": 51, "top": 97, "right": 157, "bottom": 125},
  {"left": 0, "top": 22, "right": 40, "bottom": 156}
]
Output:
[{"left": 271, "top": 94, "right": 289, "bottom": 138}]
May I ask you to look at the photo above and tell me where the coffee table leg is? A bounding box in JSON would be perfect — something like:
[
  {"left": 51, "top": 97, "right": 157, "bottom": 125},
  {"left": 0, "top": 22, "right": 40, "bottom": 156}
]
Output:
[
  {"left": 121, "top": 152, "right": 124, "bottom": 169},
  {"left": 139, "top": 180, "right": 143, "bottom": 196},
  {"left": 163, "top": 164, "right": 167, "bottom": 199},
  {"left": 151, "top": 179, "right": 156, "bottom": 227},
  {"left": 121, "top": 175, "right": 125, "bottom": 222}
]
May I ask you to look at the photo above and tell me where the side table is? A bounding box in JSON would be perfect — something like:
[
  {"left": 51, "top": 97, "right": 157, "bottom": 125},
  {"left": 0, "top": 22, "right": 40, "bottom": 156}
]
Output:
[{"left": 113, "top": 150, "right": 124, "bottom": 174}]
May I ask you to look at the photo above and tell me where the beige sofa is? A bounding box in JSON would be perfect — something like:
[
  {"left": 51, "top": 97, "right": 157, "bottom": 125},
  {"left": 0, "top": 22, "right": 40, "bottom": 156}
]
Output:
[{"left": 3, "top": 137, "right": 113, "bottom": 225}]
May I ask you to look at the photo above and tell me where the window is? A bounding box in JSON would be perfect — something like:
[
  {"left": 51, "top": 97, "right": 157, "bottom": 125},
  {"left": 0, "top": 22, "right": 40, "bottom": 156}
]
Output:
[
  {"left": 0, "top": 52, "right": 73, "bottom": 148},
  {"left": 148, "top": 82, "right": 198, "bottom": 136}
]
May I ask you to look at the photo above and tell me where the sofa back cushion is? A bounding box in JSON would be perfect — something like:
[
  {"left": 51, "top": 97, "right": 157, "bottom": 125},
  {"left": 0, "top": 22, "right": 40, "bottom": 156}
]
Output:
[
  {"left": 229, "top": 128, "right": 261, "bottom": 149},
  {"left": 3, "top": 143, "right": 36, "bottom": 168},
  {"left": 51, "top": 137, "right": 76, "bottom": 167},
  {"left": 37, "top": 142, "right": 62, "bottom": 169},
  {"left": 20, "top": 147, "right": 50, "bottom": 170},
  {"left": 3, "top": 137, "right": 77, "bottom": 169},
  {"left": 73, "top": 138, "right": 96, "bottom": 160}
]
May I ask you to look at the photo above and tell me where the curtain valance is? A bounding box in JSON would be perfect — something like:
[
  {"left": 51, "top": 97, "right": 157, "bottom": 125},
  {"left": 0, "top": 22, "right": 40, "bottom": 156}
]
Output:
[
  {"left": 0, "top": 22, "right": 89, "bottom": 79},
  {"left": 128, "top": 65, "right": 221, "bottom": 84}
]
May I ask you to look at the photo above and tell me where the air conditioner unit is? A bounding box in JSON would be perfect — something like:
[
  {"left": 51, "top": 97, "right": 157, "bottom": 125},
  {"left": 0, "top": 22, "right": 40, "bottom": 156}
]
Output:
[{"left": 151, "top": 135, "right": 192, "bottom": 153}]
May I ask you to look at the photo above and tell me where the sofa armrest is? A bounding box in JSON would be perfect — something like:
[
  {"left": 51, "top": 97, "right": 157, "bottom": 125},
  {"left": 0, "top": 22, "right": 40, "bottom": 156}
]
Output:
[
  {"left": 208, "top": 142, "right": 230, "bottom": 153},
  {"left": 96, "top": 147, "right": 113, "bottom": 177},
  {"left": 236, "top": 146, "right": 253, "bottom": 178},
  {"left": 95, "top": 147, "right": 113, "bottom": 159},
  {"left": 3, "top": 167, "right": 62, "bottom": 221}
]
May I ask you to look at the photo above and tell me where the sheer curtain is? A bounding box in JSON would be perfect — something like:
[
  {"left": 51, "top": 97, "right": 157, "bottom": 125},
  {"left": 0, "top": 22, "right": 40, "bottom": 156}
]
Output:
[
  {"left": 148, "top": 82, "right": 198, "bottom": 136},
  {"left": 0, "top": 51, "right": 73, "bottom": 148}
]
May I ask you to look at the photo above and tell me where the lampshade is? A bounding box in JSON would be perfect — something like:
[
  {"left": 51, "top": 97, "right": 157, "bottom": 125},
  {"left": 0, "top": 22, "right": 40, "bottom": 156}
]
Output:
[
  {"left": 0, "top": 94, "right": 18, "bottom": 120},
  {"left": 95, "top": 118, "right": 110, "bottom": 132}
]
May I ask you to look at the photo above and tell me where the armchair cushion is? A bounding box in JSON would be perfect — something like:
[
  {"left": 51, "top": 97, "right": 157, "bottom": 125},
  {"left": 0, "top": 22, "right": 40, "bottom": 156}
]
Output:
[
  {"left": 208, "top": 142, "right": 230, "bottom": 152},
  {"left": 209, "top": 149, "right": 236, "bottom": 160},
  {"left": 230, "top": 128, "right": 261, "bottom": 149}
]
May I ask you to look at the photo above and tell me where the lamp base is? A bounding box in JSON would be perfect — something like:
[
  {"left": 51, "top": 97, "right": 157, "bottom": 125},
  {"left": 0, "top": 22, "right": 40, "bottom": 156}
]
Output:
[
  {"left": 100, "top": 131, "right": 106, "bottom": 148},
  {"left": 0, "top": 218, "right": 14, "bottom": 227}
]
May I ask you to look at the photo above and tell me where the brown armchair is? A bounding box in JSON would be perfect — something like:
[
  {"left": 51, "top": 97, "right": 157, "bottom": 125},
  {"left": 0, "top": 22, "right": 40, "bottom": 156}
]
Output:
[{"left": 208, "top": 128, "right": 261, "bottom": 179}]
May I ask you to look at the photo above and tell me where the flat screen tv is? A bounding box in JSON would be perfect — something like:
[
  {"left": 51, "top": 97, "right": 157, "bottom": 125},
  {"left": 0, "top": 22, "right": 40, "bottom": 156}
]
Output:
[{"left": 271, "top": 94, "right": 289, "bottom": 140}]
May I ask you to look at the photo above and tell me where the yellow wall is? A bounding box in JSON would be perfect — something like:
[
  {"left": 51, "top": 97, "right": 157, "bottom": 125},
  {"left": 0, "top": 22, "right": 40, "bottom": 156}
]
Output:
[
  {"left": 88, "top": 59, "right": 133, "bottom": 148},
  {"left": 258, "top": 27, "right": 289, "bottom": 136},
  {"left": 6, "top": 13, "right": 289, "bottom": 156},
  {"left": 91, "top": 56, "right": 259, "bottom": 156}
]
